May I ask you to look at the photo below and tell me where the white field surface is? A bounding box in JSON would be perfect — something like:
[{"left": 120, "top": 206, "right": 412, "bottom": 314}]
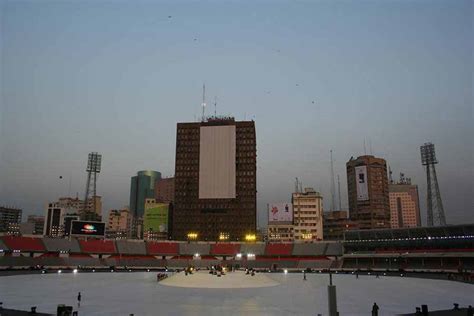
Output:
[{"left": 0, "top": 271, "right": 473, "bottom": 315}]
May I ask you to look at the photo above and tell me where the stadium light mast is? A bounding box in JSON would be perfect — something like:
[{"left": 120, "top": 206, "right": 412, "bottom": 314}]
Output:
[
  {"left": 420, "top": 143, "right": 446, "bottom": 226},
  {"left": 83, "top": 152, "right": 102, "bottom": 220}
]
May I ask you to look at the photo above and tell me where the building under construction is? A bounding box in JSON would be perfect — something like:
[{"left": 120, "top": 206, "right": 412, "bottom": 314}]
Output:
[{"left": 172, "top": 117, "right": 257, "bottom": 241}]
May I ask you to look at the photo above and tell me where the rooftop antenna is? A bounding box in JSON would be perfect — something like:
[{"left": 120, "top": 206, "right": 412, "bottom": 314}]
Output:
[
  {"left": 201, "top": 84, "right": 206, "bottom": 122},
  {"left": 337, "top": 174, "right": 342, "bottom": 211},
  {"left": 369, "top": 138, "right": 373, "bottom": 155},
  {"left": 389, "top": 166, "right": 394, "bottom": 184},
  {"left": 363, "top": 139, "right": 367, "bottom": 155},
  {"left": 330, "top": 150, "right": 336, "bottom": 211},
  {"left": 214, "top": 96, "right": 217, "bottom": 117},
  {"left": 295, "top": 177, "right": 299, "bottom": 193}
]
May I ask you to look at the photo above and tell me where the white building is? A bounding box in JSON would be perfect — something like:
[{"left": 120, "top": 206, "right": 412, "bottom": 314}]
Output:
[{"left": 292, "top": 188, "right": 324, "bottom": 241}]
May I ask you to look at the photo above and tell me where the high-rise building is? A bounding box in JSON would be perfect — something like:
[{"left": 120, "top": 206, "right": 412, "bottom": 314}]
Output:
[
  {"left": 267, "top": 203, "right": 294, "bottom": 242},
  {"left": 44, "top": 203, "right": 65, "bottom": 237},
  {"left": 154, "top": 177, "right": 175, "bottom": 203},
  {"left": 27, "top": 215, "right": 45, "bottom": 235},
  {"left": 292, "top": 188, "right": 324, "bottom": 241},
  {"left": 130, "top": 170, "right": 162, "bottom": 218},
  {"left": 0, "top": 206, "right": 22, "bottom": 233},
  {"left": 107, "top": 209, "right": 131, "bottom": 239},
  {"left": 346, "top": 155, "right": 390, "bottom": 230},
  {"left": 389, "top": 180, "right": 421, "bottom": 228},
  {"left": 143, "top": 198, "right": 169, "bottom": 240},
  {"left": 172, "top": 118, "right": 257, "bottom": 241},
  {"left": 323, "top": 210, "right": 358, "bottom": 240}
]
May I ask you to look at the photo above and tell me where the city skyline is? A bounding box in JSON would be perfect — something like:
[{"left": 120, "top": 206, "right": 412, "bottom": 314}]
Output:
[{"left": 1, "top": 0, "right": 472, "bottom": 226}]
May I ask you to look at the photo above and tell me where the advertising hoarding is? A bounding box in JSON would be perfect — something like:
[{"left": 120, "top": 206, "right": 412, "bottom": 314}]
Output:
[
  {"left": 268, "top": 203, "right": 293, "bottom": 224},
  {"left": 355, "top": 166, "right": 369, "bottom": 201},
  {"left": 70, "top": 220, "right": 105, "bottom": 237},
  {"left": 144, "top": 204, "right": 169, "bottom": 233}
]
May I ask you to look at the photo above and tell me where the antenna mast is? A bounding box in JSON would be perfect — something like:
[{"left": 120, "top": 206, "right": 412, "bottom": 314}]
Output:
[
  {"left": 201, "top": 84, "right": 206, "bottom": 122},
  {"left": 214, "top": 96, "right": 217, "bottom": 117},
  {"left": 337, "top": 174, "right": 342, "bottom": 211},
  {"left": 330, "top": 150, "right": 336, "bottom": 211}
]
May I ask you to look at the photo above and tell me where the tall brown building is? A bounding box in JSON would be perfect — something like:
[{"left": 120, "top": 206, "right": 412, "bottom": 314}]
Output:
[
  {"left": 346, "top": 155, "right": 390, "bottom": 229},
  {"left": 172, "top": 118, "right": 256, "bottom": 241},
  {"left": 155, "top": 177, "right": 175, "bottom": 203}
]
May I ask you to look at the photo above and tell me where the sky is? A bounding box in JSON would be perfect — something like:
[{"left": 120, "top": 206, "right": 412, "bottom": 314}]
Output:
[{"left": 0, "top": 0, "right": 472, "bottom": 227}]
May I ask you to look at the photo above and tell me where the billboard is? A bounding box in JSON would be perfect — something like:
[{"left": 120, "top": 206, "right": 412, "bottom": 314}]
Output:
[
  {"left": 70, "top": 220, "right": 105, "bottom": 237},
  {"left": 268, "top": 203, "right": 293, "bottom": 223},
  {"left": 355, "top": 166, "right": 369, "bottom": 201},
  {"left": 144, "top": 204, "right": 169, "bottom": 233},
  {"left": 199, "top": 125, "right": 236, "bottom": 199}
]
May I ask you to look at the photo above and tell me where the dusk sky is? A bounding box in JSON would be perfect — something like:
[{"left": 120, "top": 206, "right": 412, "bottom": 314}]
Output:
[{"left": 1, "top": 0, "right": 472, "bottom": 227}]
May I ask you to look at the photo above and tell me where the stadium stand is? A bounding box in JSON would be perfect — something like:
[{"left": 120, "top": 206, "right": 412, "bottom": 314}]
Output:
[
  {"left": 65, "top": 254, "right": 102, "bottom": 267},
  {"left": 240, "top": 243, "right": 265, "bottom": 255},
  {"left": 265, "top": 243, "right": 293, "bottom": 256},
  {"left": 42, "top": 237, "right": 81, "bottom": 253},
  {"left": 0, "top": 236, "right": 45, "bottom": 252},
  {"left": 0, "top": 256, "right": 36, "bottom": 267},
  {"left": 179, "top": 243, "right": 211, "bottom": 256},
  {"left": 325, "top": 243, "right": 343, "bottom": 256},
  {"left": 292, "top": 243, "right": 327, "bottom": 256},
  {"left": 210, "top": 243, "right": 240, "bottom": 256},
  {"left": 79, "top": 239, "right": 116, "bottom": 254},
  {"left": 297, "top": 260, "right": 332, "bottom": 270},
  {"left": 146, "top": 242, "right": 179, "bottom": 256},
  {"left": 116, "top": 240, "right": 147, "bottom": 255}
]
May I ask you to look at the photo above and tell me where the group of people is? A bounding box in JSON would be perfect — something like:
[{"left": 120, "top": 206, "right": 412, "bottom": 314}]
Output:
[
  {"left": 156, "top": 273, "right": 168, "bottom": 282},
  {"left": 245, "top": 268, "right": 256, "bottom": 276}
]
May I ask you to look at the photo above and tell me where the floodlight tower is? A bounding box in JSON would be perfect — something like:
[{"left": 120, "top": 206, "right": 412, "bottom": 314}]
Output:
[
  {"left": 83, "top": 152, "right": 102, "bottom": 217},
  {"left": 420, "top": 143, "right": 446, "bottom": 226}
]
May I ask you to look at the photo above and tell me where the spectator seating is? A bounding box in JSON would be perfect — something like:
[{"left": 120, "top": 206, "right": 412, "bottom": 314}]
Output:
[
  {"left": 0, "top": 236, "right": 45, "bottom": 252},
  {"left": 240, "top": 243, "right": 265, "bottom": 255},
  {"left": 146, "top": 242, "right": 179, "bottom": 255},
  {"left": 325, "top": 243, "right": 343, "bottom": 256},
  {"left": 66, "top": 254, "right": 102, "bottom": 267},
  {"left": 265, "top": 243, "right": 293, "bottom": 256},
  {"left": 210, "top": 243, "right": 240, "bottom": 256},
  {"left": 0, "top": 256, "right": 36, "bottom": 267},
  {"left": 79, "top": 240, "right": 116, "bottom": 254},
  {"left": 297, "top": 260, "right": 332, "bottom": 269},
  {"left": 116, "top": 240, "right": 147, "bottom": 255},
  {"left": 292, "top": 243, "right": 327, "bottom": 256},
  {"left": 42, "top": 238, "right": 81, "bottom": 253},
  {"left": 179, "top": 243, "right": 211, "bottom": 256}
]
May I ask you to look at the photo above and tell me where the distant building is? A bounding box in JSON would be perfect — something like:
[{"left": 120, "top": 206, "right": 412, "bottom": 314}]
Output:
[
  {"left": 56, "top": 196, "right": 102, "bottom": 221},
  {"left": 27, "top": 215, "right": 45, "bottom": 235},
  {"left": 389, "top": 180, "right": 421, "bottom": 228},
  {"left": 130, "top": 170, "right": 162, "bottom": 218},
  {"left": 292, "top": 188, "right": 324, "bottom": 241},
  {"left": 154, "top": 177, "right": 175, "bottom": 203},
  {"left": 0, "top": 206, "right": 22, "bottom": 233},
  {"left": 63, "top": 214, "right": 80, "bottom": 236},
  {"left": 172, "top": 118, "right": 257, "bottom": 241},
  {"left": 267, "top": 203, "right": 294, "bottom": 242},
  {"left": 323, "top": 210, "right": 358, "bottom": 240},
  {"left": 44, "top": 203, "right": 65, "bottom": 237},
  {"left": 143, "top": 199, "right": 169, "bottom": 240},
  {"left": 346, "top": 155, "right": 390, "bottom": 230},
  {"left": 107, "top": 209, "right": 131, "bottom": 239}
]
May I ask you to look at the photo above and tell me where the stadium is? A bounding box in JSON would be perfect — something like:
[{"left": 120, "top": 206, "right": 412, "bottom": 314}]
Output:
[{"left": 1, "top": 224, "right": 473, "bottom": 315}]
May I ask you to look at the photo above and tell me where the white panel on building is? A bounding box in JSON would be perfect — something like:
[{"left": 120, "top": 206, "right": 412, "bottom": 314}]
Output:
[
  {"left": 199, "top": 125, "right": 236, "bottom": 199},
  {"left": 355, "top": 166, "right": 369, "bottom": 201}
]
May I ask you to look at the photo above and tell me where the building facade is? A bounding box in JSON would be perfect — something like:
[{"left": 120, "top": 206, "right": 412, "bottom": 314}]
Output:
[
  {"left": 130, "top": 170, "right": 162, "bottom": 218},
  {"left": 292, "top": 188, "right": 324, "bottom": 241},
  {"left": 346, "top": 155, "right": 390, "bottom": 230},
  {"left": 0, "top": 206, "right": 22, "bottom": 233},
  {"left": 56, "top": 196, "right": 102, "bottom": 221},
  {"left": 172, "top": 118, "right": 257, "bottom": 241},
  {"left": 389, "top": 183, "right": 421, "bottom": 228},
  {"left": 44, "top": 203, "right": 65, "bottom": 237},
  {"left": 107, "top": 209, "right": 131, "bottom": 239},
  {"left": 154, "top": 177, "right": 175, "bottom": 203},
  {"left": 323, "top": 210, "right": 359, "bottom": 240},
  {"left": 267, "top": 225, "right": 294, "bottom": 242},
  {"left": 27, "top": 215, "right": 45, "bottom": 235}
]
